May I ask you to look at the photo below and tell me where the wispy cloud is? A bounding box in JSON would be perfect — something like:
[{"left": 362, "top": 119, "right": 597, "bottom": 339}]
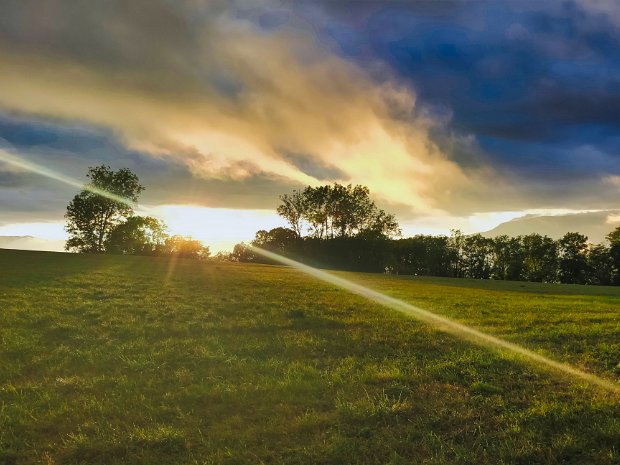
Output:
[
  {"left": 0, "top": 0, "right": 499, "bottom": 219},
  {"left": 1, "top": 0, "right": 619, "bottom": 238}
]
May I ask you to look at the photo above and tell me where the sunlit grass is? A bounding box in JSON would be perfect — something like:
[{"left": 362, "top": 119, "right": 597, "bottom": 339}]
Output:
[{"left": 1, "top": 249, "right": 619, "bottom": 464}]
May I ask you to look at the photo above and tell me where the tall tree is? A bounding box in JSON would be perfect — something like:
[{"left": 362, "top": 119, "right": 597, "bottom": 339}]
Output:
[
  {"left": 276, "top": 190, "right": 306, "bottom": 237},
  {"left": 521, "top": 234, "right": 558, "bottom": 282},
  {"left": 606, "top": 226, "right": 620, "bottom": 284},
  {"left": 587, "top": 243, "right": 613, "bottom": 285},
  {"left": 557, "top": 232, "right": 589, "bottom": 284},
  {"left": 490, "top": 235, "right": 524, "bottom": 281},
  {"left": 462, "top": 234, "right": 493, "bottom": 279},
  {"left": 303, "top": 185, "right": 331, "bottom": 238},
  {"left": 65, "top": 166, "right": 144, "bottom": 253},
  {"left": 277, "top": 183, "right": 400, "bottom": 239},
  {"left": 448, "top": 229, "right": 465, "bottom": 278}
]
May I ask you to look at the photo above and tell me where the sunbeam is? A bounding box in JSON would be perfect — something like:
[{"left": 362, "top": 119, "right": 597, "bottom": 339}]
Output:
[
  {"left": 0, "top": 148, "right": 152, "bottom": 213},
  {"left": 3, "top": 148, "right": 618, "bottom": 395},
  {"left": 250, "top": 245, "right": 620, "bottom": 395}
]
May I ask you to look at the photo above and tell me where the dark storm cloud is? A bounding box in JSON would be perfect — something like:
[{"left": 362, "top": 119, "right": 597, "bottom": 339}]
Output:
[{"left": 308, "top": 0, "right": 620, "bottom": 178}]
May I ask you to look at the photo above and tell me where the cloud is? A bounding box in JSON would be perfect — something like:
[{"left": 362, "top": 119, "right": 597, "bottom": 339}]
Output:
[
  {"left": 1, "top": 0, "right": 619, "bottom": 232},
  {"left": 0, "top": 0, "right": 503, "bottom": 220},
  {"left": 0, "top": 115, "right": 305, "bottom": 223},
  {"left": 317, "top": 1, "right": 620, "bottom": 180}
]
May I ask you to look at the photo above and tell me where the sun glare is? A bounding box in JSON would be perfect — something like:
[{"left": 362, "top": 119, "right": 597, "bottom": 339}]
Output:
[{"left": 155, "top": 205, "right": 286, "bottom": 252}]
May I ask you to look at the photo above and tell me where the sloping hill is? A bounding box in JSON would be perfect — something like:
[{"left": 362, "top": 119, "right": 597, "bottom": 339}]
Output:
[
  {"left": 1, "top": 249, "right": 619, "bottom": 464},
  {"left": 0, "top": 235, "right": 65, "bottom": 251},
  {"left": 483, "top": 211, "right": 620, "bottom": 243}
]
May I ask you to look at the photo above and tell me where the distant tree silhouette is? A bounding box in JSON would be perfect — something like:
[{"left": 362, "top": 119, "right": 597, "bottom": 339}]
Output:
[
  {"left": 606, "top": 226, "right": 620, "bottom": 284},
  {"left": 164, "top": 235, "right": 210, "bottom": 259},
  {"left": 557, "top": 232, "right": 589, "bottom": 284},
  {"left": 253, "top": 227, "right": 298, "bottom": 253},
  {"left": 228, "top": 228, "right": 299, "bottom": 265},
  {"left": 462, "top": 234, "right": 493, "bottom": 279},
  {"left": 277, "top": 190, "right": 306, "bottom": 237},
  {"left": 105, "top": 216, "right": 167, "bottom": 255},
  {"left": 521, "top": 234, "right": 557, "bottom": 282},
  {"left": 393, "top": 235, "right": 452, "bottom": 276},
  {"left": 276, "top": 184, "right": 400, "bottom": 239},
  {"left": 230, "top": 243, "right": 255, "bottom": 262},
  {"left": 211, "top": 183, "right": 620, "bottom": 284},
  {"left": 232, "top": 223, "right": 620, "bottom": 286},
  {"left": 65, "top": 166, "right": 144, "bottom": 253},
  {"left": 587, "top": 243, "right": 613, "bottom": 285},
  {"left": 490, "top": 235, "right": 524, "bottom": 280},
  {"left": 448, "top": 229, "right": 466, "bottom": 277}
]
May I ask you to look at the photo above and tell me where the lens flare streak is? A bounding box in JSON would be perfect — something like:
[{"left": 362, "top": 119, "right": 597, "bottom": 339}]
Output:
[
  {"left": 250, "top": 245, "right": 620, "bottom": 394},
  {"left": 0, "top": 148, "right": 151, "bottom": 212},
  {"left": 2, "top": 148, "right": 618, "bottom": 394}
]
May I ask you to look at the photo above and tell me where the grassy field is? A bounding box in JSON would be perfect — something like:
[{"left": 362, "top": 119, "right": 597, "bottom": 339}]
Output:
[{"left": 1, "top": 249, "right": 619, "bottom": 465}]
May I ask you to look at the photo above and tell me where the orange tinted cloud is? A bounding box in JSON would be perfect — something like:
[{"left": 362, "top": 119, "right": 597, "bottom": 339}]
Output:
[{"left": 0, "top": 1, "right": 499, "bottom": 218}]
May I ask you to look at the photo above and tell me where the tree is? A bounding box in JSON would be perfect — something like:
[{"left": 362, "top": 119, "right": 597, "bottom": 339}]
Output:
[
  {"left": 462, "top": 234, "right": 493, "bottom": 279},
  {"left": 606, "top": 226, "right": 620, "bottom": 284},
  {"left": 105, "top": 216, "right": 168, "bottom": 255},
  {"left": 252, "top": 227, "right": 298, "bottom": 252},
  {"left": 303, "top": 185, "right": 331, "bottom": 238},
  {"left": 521, "top": 234, "right": 557, "bottom": 282},
  {"left": 587, "top": 243, "right": 613, "bottom": 285},
  {"left": 65, "top": 166, "right": 144, "bottom": 253},
  {"left": 276, "top": 190, "right": 306, "bottom": 237},
  {"left": 164, "top": 235, "right": 210, "bottom": 259},
  {"left": 230, "top": 242, "right": 256, "bottom": 262},
  {"left": 448, "top": 229, "right": 465, "bottom": 277},
  {"left": 490, "top": 235, "right": 523, "bottom": 281},
  {"left": 392, "top": 235, "right": 451, "bottom": 276},
  {"left": 277, "top": 183, "right": 401, "bottom": 239},
  {"left": 557, "top": 232, "right": 589, "bottom": 284}
]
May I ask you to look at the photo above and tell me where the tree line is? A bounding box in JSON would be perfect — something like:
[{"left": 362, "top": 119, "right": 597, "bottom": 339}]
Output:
[
  {"left": 65, "top": 167, "right": 620, "bottom": 284},
  {"left": 65, "top": 166, "right": 209, "bottom": 258},
  {"left": 230, "top": 185, "right": 620, "bottom": 286}
]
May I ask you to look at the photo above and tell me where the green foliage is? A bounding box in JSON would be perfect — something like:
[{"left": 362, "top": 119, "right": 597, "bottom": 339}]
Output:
[
  {"left": 163, "top": 235, "right": 210, "bottom": 259},
  {"left": 1, "top": 249, "right": 619, "bottom": 464},
  {"left": 277, "top": 184, "right": 401, "bottom": 239},
  {"left": 606, "top": 226, "right": 620, "bottom": 284},
  {"left": 65, "top": 167, "right": 209, "bottom": 259},
  {"left": 65, "top": 166, "right": 144, "bottom": 253},
  {"left": 588, "top": 244, "right": 614, "bottom": 285},
  {"left": 271, "top": 185, "right": 618, "bottom": 286},
  {"left": 392, "top": 235, "right": 453, "bottom": 276},
  {"left": 557, "top": 232, "right": 590, "bottom": 284},
  {"left": 230, "top": 242, "right": 254, "bottom": 262},
  {"left": 490, "top": 235, "right": 524, "bottom": 281},
  {"left": 461, "top": 234, "right": 493, "bottom": 279},
  {"left": 276, "top": 190, "right": 306, "bottom": 237},
  {"left": 521, "top": 233, "right": 558, "bottom": 282},
  {"left": 105, "top": 216, "right": 168, "bottom": 255},
  {"left": 236, "top": 227, "right": 620, "bottom": 285},
  {"left": 252, "top": 227, "right": 298, "bottom": 252}
]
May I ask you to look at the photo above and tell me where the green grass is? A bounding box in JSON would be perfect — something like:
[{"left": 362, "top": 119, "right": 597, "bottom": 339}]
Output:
[{"left": 1, "top": 249, "right": 619, "bottom": 465}]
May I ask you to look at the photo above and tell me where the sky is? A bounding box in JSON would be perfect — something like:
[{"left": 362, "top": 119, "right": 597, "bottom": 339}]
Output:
[{"left": 1, "top": 0, "right": 620, "bottom": 251}]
